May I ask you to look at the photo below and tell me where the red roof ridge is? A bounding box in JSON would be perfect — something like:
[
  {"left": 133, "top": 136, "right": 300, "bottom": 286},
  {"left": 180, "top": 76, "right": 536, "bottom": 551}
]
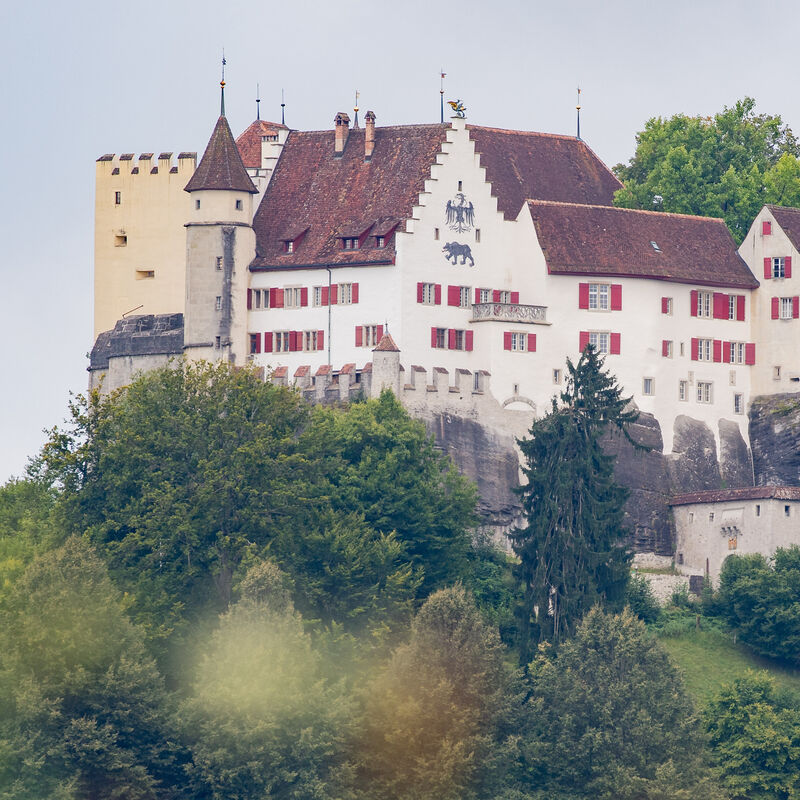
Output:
[
  {"left": 527, "top": 198, "right": 728, "bottom": 225},
  {"left": 467, "top": 124, "right": 579, "bottom": 142}
]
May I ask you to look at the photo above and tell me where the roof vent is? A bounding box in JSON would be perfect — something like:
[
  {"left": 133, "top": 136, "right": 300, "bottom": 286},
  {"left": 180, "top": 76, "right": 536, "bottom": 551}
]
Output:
[{"left": 650, "top": 240, "right": 662, "bottom": 253}]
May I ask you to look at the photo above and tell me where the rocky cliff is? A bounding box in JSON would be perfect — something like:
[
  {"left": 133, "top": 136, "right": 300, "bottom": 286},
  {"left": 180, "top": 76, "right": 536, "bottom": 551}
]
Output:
[{"left": 750, "top": 394, "right": 800, "bottom": 485}]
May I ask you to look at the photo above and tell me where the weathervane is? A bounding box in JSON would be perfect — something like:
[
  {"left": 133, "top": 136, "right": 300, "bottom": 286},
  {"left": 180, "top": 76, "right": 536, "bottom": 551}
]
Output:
[
  {"left": 440, "top": 70, "right": 446, "bottom": 123},
  {"left": 220, "top": 50, "right": 226, "bottom": 116},
  {"left": 576, "top": 85, "right": 582, "bottom": 140},
  {"left": 256, "top": 82, "right": 261, "bottom": 120},
  {"left": 447, "top": 98, "right": 466, "bottom": 119},
  {"left": 281, "top": 88, "right": 286, "bottom": 126},
  {"left": 354, "top": 89, "right": 360, "bottom": 128}
]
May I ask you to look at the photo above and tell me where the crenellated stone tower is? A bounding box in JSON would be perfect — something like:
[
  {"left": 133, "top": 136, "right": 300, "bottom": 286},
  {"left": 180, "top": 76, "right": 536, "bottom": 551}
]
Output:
[{"left": 183, "top": 86, "right": 257, "bottom": 365}]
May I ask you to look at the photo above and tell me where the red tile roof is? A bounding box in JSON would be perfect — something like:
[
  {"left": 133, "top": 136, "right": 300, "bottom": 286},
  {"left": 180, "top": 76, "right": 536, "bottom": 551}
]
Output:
[
  {"left": 250, "top": 124, "right": 449, "bottom": 270},
  {"left": 467, "top": 126, "right": 622, "bottom": 219},
  {"left": 671, "top": 486, "right": 800, "bottom": 505},
  {"left": 767, "top": 205, "right": 800, "bottom": 252},
  {"left": 527, "top": 201, "right": 759, "bottom": 289},
  {"left": 236, "top": 119, "right": 289, "bottom": 168},
  {"left": 185, "top": 116, "right": 257, "bottom": 194},
  {"left": 374, "top": 332, "right": 400, "bottom": 351}
]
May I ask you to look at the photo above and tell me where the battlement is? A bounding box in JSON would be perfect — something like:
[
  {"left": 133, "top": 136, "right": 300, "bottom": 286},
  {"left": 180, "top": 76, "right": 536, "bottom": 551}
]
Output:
[{"left": 96, "top": 151, "right": 197, "bottom": 177}]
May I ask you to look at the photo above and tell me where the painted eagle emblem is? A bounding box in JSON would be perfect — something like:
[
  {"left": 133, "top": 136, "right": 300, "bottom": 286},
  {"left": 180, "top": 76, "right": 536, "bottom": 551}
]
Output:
[
  {"left": 447, "top": 99, "right": 466, "bottom": 118},
  {"left": 445, "top": 192, "right": 475, "bottom": 233}
]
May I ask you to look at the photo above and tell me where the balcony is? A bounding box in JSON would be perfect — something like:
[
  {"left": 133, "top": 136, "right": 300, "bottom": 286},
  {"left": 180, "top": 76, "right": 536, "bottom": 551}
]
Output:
[{"left": 470, "top": 302, "right": 548, "bottom": 325}]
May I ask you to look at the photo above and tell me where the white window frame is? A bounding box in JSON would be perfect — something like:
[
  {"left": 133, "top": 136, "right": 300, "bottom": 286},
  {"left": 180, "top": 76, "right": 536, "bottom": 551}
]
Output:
[
  {"left": 696, "top": 381, "right": 713, "bottom": 403},
  {"left": 589, "top": 283, "right": 610, "bottom": 311},
  {"left": 313, "top": 286, "right": 324, "bottom": 306},
  {"left": 589, "top": 331, "right": 610, "bottom": 354},
  {"left": 498, "top": 290, "right": 512, "bottom": 304},
  {"left": 452, "top": 329, "right": 466, "bottom": 350},
  {"left": 477, "top": 288, "right": 491, "bottom": 304},
  {"left": 642, "top": 377, "right": 655, "bottom": 396},
  {"left": 553, "top": 368, "right": 562, "bottom": 385},
  {"left": 697, "top": 338, "right": 713, "bottom": 362},
  {"left": 679, "top": 380, "right": 688, "bottom": 401},
  {"left": 458, "top": 286, "right": 471, "bottom": 308},
  {"left": 772, "top": 257, "right": 786, "bottom": 278},
  {"left": 421, "top": 283, "right": 437, "bottom": 305},
  {"left": 274, "top": 331, "right": 291, "bottom": 353},
  {"left": 663, "top": 296, "right": 673, "bottom": 315},
  {"left": 284, "top": 287, "right": 303, "bottom": 308},
  {"left": 696, "top": 291, "right": 712, "bottom": 318},
  {"left": 729, "top": 342, "right": 745, "bottom": 364},
  {"left": 303, "top": 330, "right": 319, "bottom": 352},
  {"left": 728, "top": 294, "right": 740, "bottom": 320},
  {"left": 664, "top": 340, "right": 673, "bottom": 358},
  {"left": 339, "top": 283, "right": 353, "bottom": 305},
  {"left": 780, "top": 297, "right": 794, "bottom": 319},
  {"left": 342, "top": 237, "right": 359, "bottom": 250},
  {"left": 362, "top": 325, "right": 380, "bottom": 347},
  {"left": 510, "top": 332, "right": 526, "bottom": 352},
  {"left": 433, "top": 327, "right": 446, "bottom": 349},
  {"left": 215, "top": 296, "right": 222, "bottom": 311},
  {"left": 734, "top": 393, "right": 744, "bottom": 414}
]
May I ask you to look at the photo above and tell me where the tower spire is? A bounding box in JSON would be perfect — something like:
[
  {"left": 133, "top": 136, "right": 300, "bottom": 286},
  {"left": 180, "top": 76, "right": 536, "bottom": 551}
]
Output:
[
  {"left": 576, "top": 85, "right": 581, "bottom": 140},
  {"left": 440, "top": 69, "right": 446, "bottom": 123},
  {"left": 220, "top": 51, "right": 226, "bottom": 117},
  {"left": 281, "top": 88, "right": 285, "bottom": 126},
  {"left": 256, "top": 82, "right": 261, "bottom": 121}
]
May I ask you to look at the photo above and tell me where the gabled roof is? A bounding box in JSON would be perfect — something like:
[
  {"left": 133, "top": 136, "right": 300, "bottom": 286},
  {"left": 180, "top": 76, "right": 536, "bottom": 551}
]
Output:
[
  {"left": 185, "top": 116, "right": 257, "bottom": 193},
  {"left": 527, "top": 201, "right": 759, "bottom": 289},
  {"left": 236, "top": 119, "right": 289, "bottom": 168},
  {"left": 767, "top": 205, "right": 800, "bottom": 251},
  {"left": 467, "top": 126, "right": 622, "bottom": 218},
  {"left": 250, "top": 124, "right": 449, "bottom": 270},
  {"left": 374, "top": 332, "right": 400, "bottom": 352},
  {"left": 671, "top": 486, "right": 800, "bottom": 506}
]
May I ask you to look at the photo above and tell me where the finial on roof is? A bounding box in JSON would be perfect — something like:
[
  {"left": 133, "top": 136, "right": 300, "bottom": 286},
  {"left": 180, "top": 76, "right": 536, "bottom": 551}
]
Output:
[
  {"left": 281, "top": 88, "right": 286, "bottom": 126},
  {"left": 220, "top": 51, "right": 227, "bottom": 116},
  {"left": 353, "top": 89, "right": 360, "bottom": 128},
  {"left": 576, "top": 85, "right": 582, "bottom": 140},
  {"left": 440, "top": 70, "right": 446, "bottom": 123},
  {"left": 256, "top": 82, "right": 261, "bottom": 120},
  {"left": 447, "top": 98, "right": 466, "bottom": 119}
]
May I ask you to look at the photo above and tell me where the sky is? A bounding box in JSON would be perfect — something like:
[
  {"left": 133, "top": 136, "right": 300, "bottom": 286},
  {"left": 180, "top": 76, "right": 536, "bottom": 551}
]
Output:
[{"left": 2, "top": 0, "right": 800, "bottom": 481}]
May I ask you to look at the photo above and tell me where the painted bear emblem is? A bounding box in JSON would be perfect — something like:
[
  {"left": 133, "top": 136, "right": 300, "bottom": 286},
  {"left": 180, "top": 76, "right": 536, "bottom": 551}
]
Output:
[{"left": 442, "top": 242, "right": 475, "bottom": 266}]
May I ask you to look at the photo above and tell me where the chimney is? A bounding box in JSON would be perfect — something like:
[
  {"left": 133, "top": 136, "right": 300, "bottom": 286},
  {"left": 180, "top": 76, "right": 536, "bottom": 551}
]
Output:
[
  {"left": 364, "top": 110, "right": 376, "bottom": 160},
  {"left": 334, "top": 112, "right": 351, "bottom": 156}
]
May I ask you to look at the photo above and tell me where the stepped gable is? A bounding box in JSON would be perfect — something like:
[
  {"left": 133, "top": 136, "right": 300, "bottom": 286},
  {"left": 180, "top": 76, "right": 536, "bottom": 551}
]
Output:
[
  {"left": 185, "top": 116, "right": 257, "bottom": 193},
  {"left": 528, "top": 201, "right": 759, "bottom": 289},
  {"left": 767, "top": 204, "right": 800, "bottom": 250},
  {"left": 250, "top": 123, "right": 449, "bottom": 270},
  {"left": 467, "top": 126, "right": 622, "bottom": 219},
  {"left": 90, "top": 314, "right": 184, "bottom": 370},
  {"left": 236, "top": 119, "right": 288, "bottom": 168}
]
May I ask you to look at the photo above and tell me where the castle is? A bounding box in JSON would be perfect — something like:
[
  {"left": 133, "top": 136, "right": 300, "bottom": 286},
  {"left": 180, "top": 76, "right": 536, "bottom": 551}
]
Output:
[{"left": 89, "top": 88, "right": 800, "bottom": 575}]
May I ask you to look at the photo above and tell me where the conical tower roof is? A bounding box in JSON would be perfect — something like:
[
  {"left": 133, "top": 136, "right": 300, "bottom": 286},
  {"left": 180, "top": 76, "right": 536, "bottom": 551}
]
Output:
[{"left": 185, "top": 115, "right": 257, "bottom": 193}]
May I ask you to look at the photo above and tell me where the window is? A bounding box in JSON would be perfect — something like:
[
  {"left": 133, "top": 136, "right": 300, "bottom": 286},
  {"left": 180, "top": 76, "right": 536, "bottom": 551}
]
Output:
[
  {"left": 772, "top": 257, "right": 786, "bottom": 278},
  {"left": 589, "top": 331, "right": 610, "bottom": 354},
  {"left": 376, "top": 235, "right": 385, "bottom": 248},
  {"left": 114, "top": 234, "right": 127, "bottom": 247},
  {"left": 274, "top": 331, "right": 291, "bottom": 353},
  {"left": 709, "top": 512, "right": 715, "bottom": 521},
  {"left": 662, "top": 340, "right": 673, "bottom": 358},
  {"left": 284, "top": 287, "right": 303, "bottom": 308},
  {"left": 642, "top": 377, "right": 654, "bottom": 395},
  {"left": 728, "top": 294, "right": 741, "bottom": 320},
  {"left": 510, "top": 332, "right": 526, "bottom": 352},
  {"left": 215, "top": 336, "right": 221, "bottom": 349},
  {"left": 475, "top": 228, "right": 481, "bottom": 243},
  {"left": 513, "top": 383, "right": 519, "bottom": 395},
  {"left": 679, "top": 380, "right": 688, "bottom": 401},
  {"left": 195, "top": 199, "right": 201, "bottom": 210},
  {"left": 786, "top": 505, "right": 791, "bottom": 518},
  {"left": 434, "top": 228, "right": 440, "bottom": 240},
  {"left": 696, "top": 338, "right": 713, "bottom": 361},
  {"left": 235, "top": 199, "right": 243, "bottom": 211},
  {"left": 114, "top": 191, "right": 121, "bottom": 205},
  {"left": 249, "top": 333, "right": 259, "bottom": 354},
  {"left": 457, "top": 180, "right": 463, "bottom": 191},
  {"left": 696, "top": 381, "right": 713, "bottom": 403},
  {"left": 780, "top": 297, "right": 794, "bottom": 319},
  {"left": 314, "top": 286, "right": 324, "bottom": 306},
  {"left": 696, "top": 291, "right": 712, "bottom": 318},
  {"left": 498, "top": 290, "right": 511, "bottom": 304},
  {"left": 215, "top": 296, "right": 222, "bottom": 311},
  {"left": 285, "top": 240, "right": 294, "bottom": 253},
  {"left": 589, "top": 283, "right": 610, "bottom": 310},
  {"left": 459, "top": 286, "right": 471, "bottom": 308},
  {"left": 472, "top": 372, "right": 483, "bottom": 392},
  {"left": 755, "top": 504, "right": 761, "bottom": 517},
  {"left": 216, "top": 256, "right": 223, "bottom": 270},
  {"left": 774, "top": 366, "right": 782, "bottom": 381},
  {"left": 553, "top": 368, "right": 562, "bottom": 384},
  {"left": 680, "top": 342, "right": 685, "bottom": 357},
  {"left": 688, "top": 512, "right": 694, "bottom": 523},
  {"left": 303, "top": 330, "right": 321, "bottom": 351},
  {"left": 650, "top": 240, "right": 662, "bottom": 253},
  {"left": 135, "top": 269, "right": 154, "bottom": 279},
  {"left": 452, "top": 329, "right": 466, "bottom": 350},
  {"left": 477, "top": 288, "right": 491, "bottom": 304},
  {"left": 662, "top": 296, "right": 673, "bottom": 315},
  {"left": 433, "top": 327, "right": 446, "bottom": 349},
  {"left": 342, "top": 237, "right": 359, "bottom": 250},
  {"left": 421, "top": 283, "right": 438, "bottom": 305},
  {"left": 729, "top": 342, "right": 745, "bottom": 364},
  {"left": 734, "top": 393, "right": 744, "bottom": 414},
  {"left": 362, "top": 325, "right": 380, "bottom": 347},
  {"left": 339, "top": 283, "right": 353, "bottom": 304}
]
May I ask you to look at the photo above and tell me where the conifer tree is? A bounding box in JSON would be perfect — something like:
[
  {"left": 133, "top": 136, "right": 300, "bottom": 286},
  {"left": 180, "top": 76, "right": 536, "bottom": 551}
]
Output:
[{"left": 510, "top": 346, "right": 639, "bottom": 655}]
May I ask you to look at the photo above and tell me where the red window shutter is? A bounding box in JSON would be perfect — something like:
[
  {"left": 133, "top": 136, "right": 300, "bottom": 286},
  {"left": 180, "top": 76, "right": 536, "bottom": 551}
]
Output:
[
  {"left": 745, "top": 343, "right": 756, "bottom": 365},
  {"left": 434, "top": 284, "right": 442, "bottom": 305},
  {"left": 417, "top": 282, "right": 424, "bottom": 303},
  {"left": 474, "top": 288, "right": 481, "bottom": 304},
  {"left": 691, "top": 337, "right": 699, "bottom": 360},
  {"left": 448, "top": 285, "right": 460, "bottom": 306},
  {"left": 527, "top": 333, "right": 536, "bottom": 352},
  {"left": 713, "top": 292, "right": 727, "bottom": 320},
  {"left": 579, "top": 331, "right": 589, "bottom": 351},
  {"left": 794, "top": 297, "right": 800, "bottom": 318},
  {"left": 300, "top": 287, "right": 308, "bottom": 307},
  {"left": 317, "top": 330, "right": 324, "bottom": 350},
  {"left": 579, "top": 283, "right": 590, "bottom": 309},
  {"left": 737, "top": 295, "right": 745, "bottom": 321},
  {"left": 765, "top": 257, "right": 772, "bottom": 279},
  {"left": 352, "top": 283, "right": 359, "bottom": 303},
  {"left": 610, "top": 332, "right": 621, "bottom": 354},
  {"left": 763, "top": 220, "right": 772, "bottom": 235},
  {"left": 504, "top": 332, "right": 512, "bottom": 351},
  {"left": 511, "top": 291, "right": 520, "bottom": 304},
  {"left": 610, "top": 284, "right": 622, "bottom": 311},
  {"left": 330, "top": 285, "right": 338, "bottom": 305},
  {"left": 264, "top": 332, "right": 273, "bottom": 352},
  {"left": 448, "top": 328, "right": 456, "bottom": 349},
  {"left": 276, "top": 289, "right": 285, "bottom": 308},
  {"left": 431, "top": 327, "right": 437, "bottom": 348},
  {"left": 713, "top": 339, "right": 722, "bottom": 363},
  {"left": 661, "top": 296, "right": 669, "bottom": 314},
  {"left": 253, "top": 333, "right": 261, "bottom": 354},
  {"left": 321, "top": 286, "right": 329, "bottom": 306},
  {"left": 376, "top": 325, "right": 384, "bottom": 342},
  {"left": 722, "top": 341, "right": 731, "bottom": 363},
  {"left": 269, "top": 288, "right": 277, "bottom": 307},
  {"left": 355, "top": 326, "right": 363, "bottom": 347},
  {"left": 247, "top": 289, "right": 253, "bottom": 309},
  {"left": 690, "top": 290, "right": 698, "bottom": 316},
  {"left": 492, "top": 290, "right": 501, "bottom": 303},
  {"left": 786, "top": 256, "right": 792, "bottom": 278},
  {"left": 772, "top": 297, "right": 780, "bottom": 319},
  {"left": 465, "top": 330, "right": 474, "bottom": 351},
  {"left": 662, "top": 340, "right": 669, "bottom": 357},
  {"left": 289, "top": 331, "right": 298, "bottom": 351}
]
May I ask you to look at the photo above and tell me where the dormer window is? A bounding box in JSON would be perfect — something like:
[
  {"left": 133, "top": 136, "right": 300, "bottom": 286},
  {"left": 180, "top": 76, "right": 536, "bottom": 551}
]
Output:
[
  {"left": 376, "top": 235, "right": 385, "bottom": 248},
  {"left": 285, "top": 240, "right": 294, "bottom": 253},
  {"left": 342, "top": 237, "right": 359, "bottom": 250}
]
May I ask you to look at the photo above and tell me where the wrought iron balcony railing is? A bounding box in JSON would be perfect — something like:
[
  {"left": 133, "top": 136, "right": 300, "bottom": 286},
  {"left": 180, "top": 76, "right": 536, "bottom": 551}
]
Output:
[{"left": 470, "top": 302, "right": 548, "bottom": 324}]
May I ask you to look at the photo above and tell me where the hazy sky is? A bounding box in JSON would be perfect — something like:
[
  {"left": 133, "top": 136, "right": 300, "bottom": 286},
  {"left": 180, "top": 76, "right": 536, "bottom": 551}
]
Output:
[{"left": 2, "top": 0, "right": 799, "bottom": 481}]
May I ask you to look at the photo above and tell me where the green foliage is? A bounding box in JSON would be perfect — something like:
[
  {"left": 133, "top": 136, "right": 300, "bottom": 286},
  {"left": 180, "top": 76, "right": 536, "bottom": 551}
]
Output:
[
  {"left": 0, "top": 537, "right": 192, "bottom": 799},
  {"left": 180, "top": 573, "right": 355, "bottom": 799},
  {"left": 354, "top": 586, "right": 522, "bottom": 800},
  {"left": 705, "top": 671, "right": 800, "bottom": 799},
  {"left": 614, "top": 97, "right": 800, "bottom": 243},
  {"left": 716, "top": 547, "right": 800, "bottom": 665},
  {"left": 626, "top": 572, "right": 661, "bottom": 624},
  {"left": 511, "top": 347, "right": 636, "bottom": 653},
  {"left": 522, "top": 607, "right": 720, "bottom": 800}
]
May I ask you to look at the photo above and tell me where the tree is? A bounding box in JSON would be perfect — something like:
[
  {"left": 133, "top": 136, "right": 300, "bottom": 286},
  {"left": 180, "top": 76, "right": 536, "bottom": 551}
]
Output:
[
  {"left": 0, "top": 536, "right": 192, "bottom": 799},
  {"left": 354, "top": 586, "right": 522, "bottom": 800},
  {"left": 510, "top": 346, "right": 637, "bottom": 653},
  {"left": 614, "top": 97, "right": 800, "bottom": 243},
  {"left": 522, "top": 607, "right": 720, "bottom": 800},
  {"left": 705, "top": 671, "right": 800, "bottom": 800},
  {"left": 716, "top": 547, "right": 800, "bottom": 664},
  {"left": 180, "top": 560, "right": 355, "bottom": 800}
]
